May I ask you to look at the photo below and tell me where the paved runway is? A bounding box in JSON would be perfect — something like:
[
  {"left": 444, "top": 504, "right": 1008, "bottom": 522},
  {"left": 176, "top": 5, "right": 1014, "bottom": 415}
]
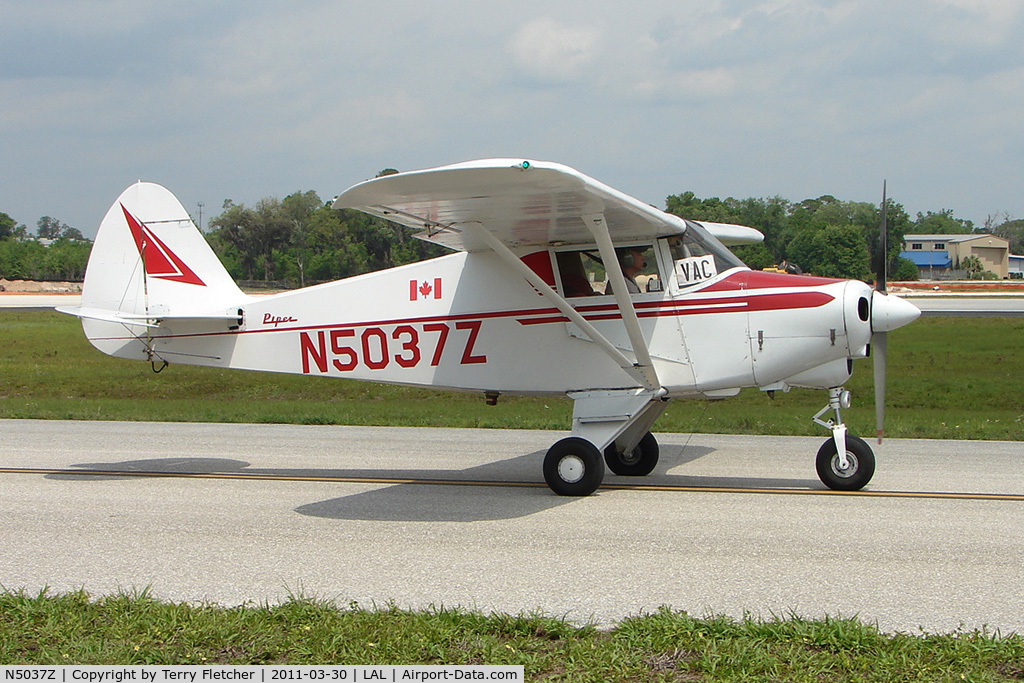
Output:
[{"left": 2, "top": 419, "right": 1022, "bottom": 634}]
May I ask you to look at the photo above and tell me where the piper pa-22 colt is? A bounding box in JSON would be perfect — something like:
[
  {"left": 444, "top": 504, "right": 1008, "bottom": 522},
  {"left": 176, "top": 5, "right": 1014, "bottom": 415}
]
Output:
[{"left": 60, "top": 159, "right": 920, "bottom": 496}]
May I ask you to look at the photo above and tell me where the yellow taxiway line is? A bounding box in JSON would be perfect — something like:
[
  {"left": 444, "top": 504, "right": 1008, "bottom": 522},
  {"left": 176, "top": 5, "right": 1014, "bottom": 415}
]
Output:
[{"left": 3, "top": 467, "right": 1024, "bottom": 502}]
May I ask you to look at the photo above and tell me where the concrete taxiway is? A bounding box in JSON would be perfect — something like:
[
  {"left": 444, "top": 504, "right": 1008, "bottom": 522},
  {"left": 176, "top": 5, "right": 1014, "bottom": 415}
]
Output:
[{"left": 2, "top": 419, "right": 1022, "bottom": 634}]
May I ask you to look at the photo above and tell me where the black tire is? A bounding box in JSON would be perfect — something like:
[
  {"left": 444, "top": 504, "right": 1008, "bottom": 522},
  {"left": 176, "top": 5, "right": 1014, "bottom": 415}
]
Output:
[
  {"left": 604, "top": 432, "right": 659, "bottom": 476},
  {"left": 543, "top": 437, "right": 605, "bottom": 496},
  {"left": 815, "top": 435, "right": 875, "bottom": 491}
]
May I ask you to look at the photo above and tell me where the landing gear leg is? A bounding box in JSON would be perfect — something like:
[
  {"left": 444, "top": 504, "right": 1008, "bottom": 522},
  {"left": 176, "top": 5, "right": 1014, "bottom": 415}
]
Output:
[{"left": 812, "top": 387, "right": 875, "bottom": 491}]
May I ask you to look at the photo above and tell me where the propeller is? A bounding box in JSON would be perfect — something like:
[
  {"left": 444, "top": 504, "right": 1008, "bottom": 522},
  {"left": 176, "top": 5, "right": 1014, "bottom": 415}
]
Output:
[
  {"left": 873, "top": 182, "right": 888, "bottom": 444},
  {"left": 871, "top": 181, "right": 921, "bottom": 443}
]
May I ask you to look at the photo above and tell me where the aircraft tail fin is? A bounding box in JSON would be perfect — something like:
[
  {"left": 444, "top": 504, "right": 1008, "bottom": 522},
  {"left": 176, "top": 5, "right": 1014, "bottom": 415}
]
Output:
[{"left": 60, "top": 182, "right": 247, "bottom": 359}]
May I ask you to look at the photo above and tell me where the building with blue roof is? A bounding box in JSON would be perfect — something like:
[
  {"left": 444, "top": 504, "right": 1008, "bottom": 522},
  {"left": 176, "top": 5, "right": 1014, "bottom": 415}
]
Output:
[{"left": 901, "top": 234, "right": 1010, "bottom": 279}]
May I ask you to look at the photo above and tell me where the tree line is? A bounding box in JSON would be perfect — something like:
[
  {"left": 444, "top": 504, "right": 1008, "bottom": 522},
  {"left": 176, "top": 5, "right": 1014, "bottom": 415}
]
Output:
[
  {"left": 0, "top": 213, "right": 92, "bottom": 281},
  {"left": 3, "top": 172, "right": 1022, "bottom": 284}
]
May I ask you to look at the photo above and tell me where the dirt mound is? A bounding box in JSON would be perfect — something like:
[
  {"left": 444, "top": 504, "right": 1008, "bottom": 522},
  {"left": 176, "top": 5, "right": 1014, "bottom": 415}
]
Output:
[{"left": 0, "top": 279, "right": 82, "bottom": 293}]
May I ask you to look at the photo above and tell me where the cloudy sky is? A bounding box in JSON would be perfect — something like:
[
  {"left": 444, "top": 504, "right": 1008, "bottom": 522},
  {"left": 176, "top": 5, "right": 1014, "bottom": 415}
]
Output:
[{"left": 2, "top": 0, "right": 1022, "bottom": 237}]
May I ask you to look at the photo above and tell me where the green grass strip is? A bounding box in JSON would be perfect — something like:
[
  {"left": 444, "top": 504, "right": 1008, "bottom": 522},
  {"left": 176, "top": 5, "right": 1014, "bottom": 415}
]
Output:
[{"left": 2, "top": 590, "right": 1023, "bottom": 680}]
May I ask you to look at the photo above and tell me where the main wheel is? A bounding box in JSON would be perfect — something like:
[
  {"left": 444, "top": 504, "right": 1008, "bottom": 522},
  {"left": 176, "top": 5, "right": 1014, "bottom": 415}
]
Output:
[
  {"left": 543, "top": 437, "right": 604, "bottom": 496},
  {"left": 815, "top": 435, "right": 875, "bottom": 491},
  {"left": 604, "top": 432, "right": 659, "bottom": 476}
]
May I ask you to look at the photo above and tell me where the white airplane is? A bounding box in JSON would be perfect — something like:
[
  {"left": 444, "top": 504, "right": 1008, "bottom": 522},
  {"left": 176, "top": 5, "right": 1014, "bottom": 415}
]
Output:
[{"left": 59, "top": 159, "right": 920, "bottom": 496}]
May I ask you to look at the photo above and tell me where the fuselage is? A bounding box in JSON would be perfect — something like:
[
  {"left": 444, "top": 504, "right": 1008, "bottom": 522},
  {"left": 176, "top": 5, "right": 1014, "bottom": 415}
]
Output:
[{"left": 90, "top": 240, "right": 878, "bottom": 399}]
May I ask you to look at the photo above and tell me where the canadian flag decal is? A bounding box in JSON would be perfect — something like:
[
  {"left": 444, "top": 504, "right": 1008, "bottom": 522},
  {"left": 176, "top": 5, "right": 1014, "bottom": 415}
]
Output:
[
  {"left": 122, "top": 204, "right": 206, "bottom": 286},
  {"left": 410, "top": 278, "right": 442, "bottom": 301}
]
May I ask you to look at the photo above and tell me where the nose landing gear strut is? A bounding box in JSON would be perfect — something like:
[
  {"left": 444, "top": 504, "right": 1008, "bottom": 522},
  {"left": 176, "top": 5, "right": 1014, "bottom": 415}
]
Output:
[{"left": 812, "top": 387, "right": 875, "bottom": 491}]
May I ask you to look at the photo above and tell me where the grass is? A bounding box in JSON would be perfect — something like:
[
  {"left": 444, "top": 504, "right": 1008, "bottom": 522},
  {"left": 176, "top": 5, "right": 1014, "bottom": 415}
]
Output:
[
  {"left": 3, "top": 590, "right": 1023, "bottom": 679},
  {"left": 1, "top": 311, "right": 1022, "bottom": 440}
]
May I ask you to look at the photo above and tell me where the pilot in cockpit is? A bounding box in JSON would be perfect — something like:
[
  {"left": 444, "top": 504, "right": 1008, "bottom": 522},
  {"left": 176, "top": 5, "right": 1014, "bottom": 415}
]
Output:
[{"left": 609, "top": 247, "right": 646, "bottom": 294}]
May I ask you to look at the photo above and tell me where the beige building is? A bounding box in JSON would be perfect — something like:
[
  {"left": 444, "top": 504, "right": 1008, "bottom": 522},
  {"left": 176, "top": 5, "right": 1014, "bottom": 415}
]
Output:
[{"left": 901, "top": 234, "right": 1010, "bottom": 279}]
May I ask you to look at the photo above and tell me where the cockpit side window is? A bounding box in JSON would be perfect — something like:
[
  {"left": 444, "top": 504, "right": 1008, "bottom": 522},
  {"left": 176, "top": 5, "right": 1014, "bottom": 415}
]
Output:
[
  {"left": 555, "top": 251, "right": 599, "bottom": 297},
  {"left": 555, "top": 245, "right": 662, "bottom": 297}
]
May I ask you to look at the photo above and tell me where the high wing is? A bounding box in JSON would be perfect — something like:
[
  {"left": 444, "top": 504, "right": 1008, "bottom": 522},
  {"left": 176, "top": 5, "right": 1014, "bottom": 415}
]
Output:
[{"left": 333, "top": 158, "right": 763, "bottom": 250}]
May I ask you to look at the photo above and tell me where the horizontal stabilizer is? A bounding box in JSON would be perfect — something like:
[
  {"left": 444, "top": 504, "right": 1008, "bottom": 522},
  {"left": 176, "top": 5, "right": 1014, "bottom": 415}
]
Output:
[
  {"left": 57, "top": 306, "right": 244, "bottom": 329},
  {"left": 56, "top": 306, "right": 159, "bottom": 329}
]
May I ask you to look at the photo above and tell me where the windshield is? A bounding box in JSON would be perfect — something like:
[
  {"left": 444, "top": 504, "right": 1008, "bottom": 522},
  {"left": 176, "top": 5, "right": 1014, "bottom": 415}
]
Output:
[{"left": 666, "top": 221, "right": 746, "bottom": 288}]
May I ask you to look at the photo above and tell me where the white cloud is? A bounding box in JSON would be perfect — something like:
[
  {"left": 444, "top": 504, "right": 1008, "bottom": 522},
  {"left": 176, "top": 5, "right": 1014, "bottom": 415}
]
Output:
[{"left": 507, "top": 18, "right": 601, "bottom": 83}]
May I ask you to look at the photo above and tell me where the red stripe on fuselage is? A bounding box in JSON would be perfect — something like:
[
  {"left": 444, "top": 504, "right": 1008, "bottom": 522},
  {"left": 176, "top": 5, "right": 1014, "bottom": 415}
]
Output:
[{"left": 515, "top": 290, "right": 834, "bottom": 325}]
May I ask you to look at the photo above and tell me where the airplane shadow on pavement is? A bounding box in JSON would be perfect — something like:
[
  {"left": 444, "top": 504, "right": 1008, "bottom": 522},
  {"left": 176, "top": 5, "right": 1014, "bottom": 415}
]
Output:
[{"left": 46, "top": 443, "right": 819, "bottom": 522}]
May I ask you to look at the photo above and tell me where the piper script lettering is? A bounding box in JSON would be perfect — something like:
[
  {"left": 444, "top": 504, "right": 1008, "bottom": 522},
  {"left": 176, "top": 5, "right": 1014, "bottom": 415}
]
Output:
[{"left": 264, "top": 313, "right": 298, "bottom": 327}]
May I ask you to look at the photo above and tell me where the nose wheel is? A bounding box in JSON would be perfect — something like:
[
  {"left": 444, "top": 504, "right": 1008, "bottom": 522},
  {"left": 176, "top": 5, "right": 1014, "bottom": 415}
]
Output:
[{"left": 815, "top": 434, "right": 875, "bottom": 491}]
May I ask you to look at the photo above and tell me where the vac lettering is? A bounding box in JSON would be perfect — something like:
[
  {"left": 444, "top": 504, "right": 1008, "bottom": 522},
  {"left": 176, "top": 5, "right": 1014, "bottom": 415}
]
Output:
[
  {"left": 674, "top": 255, "right": 717, "bottom": 286},
  {"left": 300, "top": 321, "right": 486, "bottom": 374}
]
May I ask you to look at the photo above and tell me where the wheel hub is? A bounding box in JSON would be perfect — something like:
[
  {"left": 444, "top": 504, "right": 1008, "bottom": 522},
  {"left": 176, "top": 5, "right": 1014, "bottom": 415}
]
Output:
[
  {"left": 620, "top": 446, "right": 642, "bottom": 466},
  {"left": 831, "top": 452, "right": 859, "bottom": 478},
  {"left": 557, "top": 455, "right": 586, "bottom": 483}
]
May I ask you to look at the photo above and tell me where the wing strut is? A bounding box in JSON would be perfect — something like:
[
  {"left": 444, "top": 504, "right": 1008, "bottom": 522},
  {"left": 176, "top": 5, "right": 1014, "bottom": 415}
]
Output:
[
  {"left": 583, "top": 212, "right": 660, "bottom": 391},
  {"left": 461, "top": 222, "right": 659, "bottom": 391}
]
